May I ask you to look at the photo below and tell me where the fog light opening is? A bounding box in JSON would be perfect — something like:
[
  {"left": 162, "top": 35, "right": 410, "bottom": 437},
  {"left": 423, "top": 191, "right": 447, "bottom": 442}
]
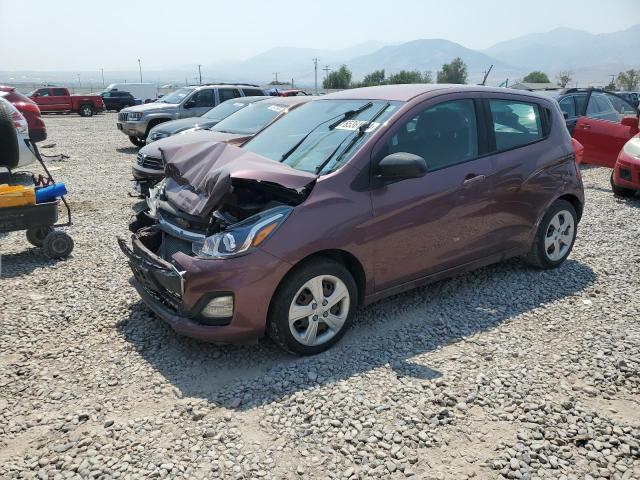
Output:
[{"left": 201, "top": 296, "right": 234, "bottom": 319}]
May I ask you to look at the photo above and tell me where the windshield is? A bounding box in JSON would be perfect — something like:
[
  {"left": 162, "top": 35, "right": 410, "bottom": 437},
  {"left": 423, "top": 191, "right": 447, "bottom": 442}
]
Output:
[
  {"left": 203, "top": 99, "right": 251, "bottom": 121},
  {"left": 210, "top": 102, "right": 287, "bottom": 135},
  {"left": 160, "top": 87, "right": 194, "bottom": 104},
  {"left": 243, "top": 100, "right": 401, "bottom": 174}
]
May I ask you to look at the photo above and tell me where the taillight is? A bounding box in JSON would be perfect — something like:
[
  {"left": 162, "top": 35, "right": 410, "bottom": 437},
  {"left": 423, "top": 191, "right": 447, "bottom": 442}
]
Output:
[
  {"left": 17, "top": 101, "right": 42, "bottom": 115},
  {"left": 11, "top": 110, "right": 29, "bottom": 134}
]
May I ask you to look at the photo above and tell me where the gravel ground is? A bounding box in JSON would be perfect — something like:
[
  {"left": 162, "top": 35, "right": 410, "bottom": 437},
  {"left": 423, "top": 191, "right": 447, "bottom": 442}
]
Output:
[{"left": 0, "top": 113, "right": 639, "bottom": 480}]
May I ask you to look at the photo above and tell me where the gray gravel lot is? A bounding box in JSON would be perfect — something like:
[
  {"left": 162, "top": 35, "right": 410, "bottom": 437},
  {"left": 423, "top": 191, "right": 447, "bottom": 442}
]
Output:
[{"left": 0, "top": 113, "right": 639, "bottom": 479}]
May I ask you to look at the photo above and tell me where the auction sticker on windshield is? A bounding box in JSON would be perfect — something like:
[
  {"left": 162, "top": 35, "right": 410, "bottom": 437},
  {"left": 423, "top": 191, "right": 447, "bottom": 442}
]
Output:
[{"left": 334, "top": 120, "right": 380, "bottom": 133}]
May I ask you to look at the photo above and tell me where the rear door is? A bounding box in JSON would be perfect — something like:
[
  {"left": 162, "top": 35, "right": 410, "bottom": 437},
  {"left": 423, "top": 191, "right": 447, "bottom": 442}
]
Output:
[
  {"left": 50, "top": 88, "right": 72, "bottom": 111},
  {"left": 370, "top": 94, "right": 497, "bottom": 291},
  {"left": 217, "top": 88, "right": 242, "bottom": 105},
  {"left": 574, "top": 92, "right": 638, "bottom": 167}
]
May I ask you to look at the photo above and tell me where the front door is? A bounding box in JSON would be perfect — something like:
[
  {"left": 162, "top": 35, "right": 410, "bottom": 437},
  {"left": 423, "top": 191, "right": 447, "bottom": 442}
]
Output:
[
  {"left": 180, "top": 89, "right": 216, "bottom": 118},
  {"left": 573, "top": 91, "right": 638, "bottom": 168},
  {"left": 369, "top": 96, "right": 496, "bottom": 292}
]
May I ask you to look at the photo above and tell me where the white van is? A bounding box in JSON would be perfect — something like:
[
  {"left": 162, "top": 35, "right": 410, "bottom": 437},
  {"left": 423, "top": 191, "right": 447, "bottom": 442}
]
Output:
[{"left": 104, "top": 83, "right": 158, "bottom": 103}]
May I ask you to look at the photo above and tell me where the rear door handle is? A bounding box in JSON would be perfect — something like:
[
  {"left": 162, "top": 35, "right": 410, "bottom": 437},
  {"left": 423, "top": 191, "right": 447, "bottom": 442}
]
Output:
[{"left": 463, "top": 174, "right": 486, "bottom": 186}]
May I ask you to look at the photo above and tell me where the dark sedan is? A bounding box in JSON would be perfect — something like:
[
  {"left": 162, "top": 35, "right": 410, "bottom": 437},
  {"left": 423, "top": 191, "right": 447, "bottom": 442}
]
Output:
[{"left": 146, "top": 96, "right": 269, "bottom": 143}]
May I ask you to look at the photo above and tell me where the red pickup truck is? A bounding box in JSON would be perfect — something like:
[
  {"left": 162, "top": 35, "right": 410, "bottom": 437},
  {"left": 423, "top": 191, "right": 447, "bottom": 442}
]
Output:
[{"left": 29, "top": 87, "right": 105, "bottom": 117}]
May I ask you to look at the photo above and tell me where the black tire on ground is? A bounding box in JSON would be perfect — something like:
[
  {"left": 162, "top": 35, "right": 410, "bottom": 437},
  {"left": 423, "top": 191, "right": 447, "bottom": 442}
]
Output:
[
  {"left": 0, "top": 102, "right": 19, "bottom": 169},
  {"left": 525, "top": 199, "right": 577, "bottom": 270},
  {"left": 129, "top": 136, "right": 145, "bottom": 147},
  {"left": 26, "top": 227, "right": 54, "bottom": 247},
  {"left": 78, "top": 105, "right": 93, "bottom": 117},
  {"left": 267, "top": 257, "right": 357, "bottom": 356},
  {"left": 42, "top": 231, "right": 74, "bottom": 259},
  {"left": 610, "top": 171, "right": 636, "bottom": 197}
]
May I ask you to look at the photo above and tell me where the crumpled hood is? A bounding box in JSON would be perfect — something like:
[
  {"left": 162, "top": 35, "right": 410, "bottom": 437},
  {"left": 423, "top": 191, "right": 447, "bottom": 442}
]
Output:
[
  {"left": 140, "top": 130, "right": 246, "bottom": 159},
  {"left": 161, "top": 140, "right": 316, "bottom": 218}
]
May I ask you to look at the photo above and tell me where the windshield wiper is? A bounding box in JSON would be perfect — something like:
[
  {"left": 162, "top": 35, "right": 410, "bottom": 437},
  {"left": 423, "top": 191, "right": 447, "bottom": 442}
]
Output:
[
  {"left": 279, "top": 102, "right": 374, "bottom": 163},
  {"left": 314, "top": 102, "right": 390, "bottom": 175}
]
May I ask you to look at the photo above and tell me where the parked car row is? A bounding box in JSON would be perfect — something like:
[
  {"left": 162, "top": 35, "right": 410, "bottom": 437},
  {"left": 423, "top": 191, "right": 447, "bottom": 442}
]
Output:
[
  {"left": 119, "top": 84, "right": 590, "bottom": 355},
  {"left": 116, "top": 83, "right": 269, "bottom": 146},
  {"left": 29, "top": 87, "right": 105, "bottom": 117}
]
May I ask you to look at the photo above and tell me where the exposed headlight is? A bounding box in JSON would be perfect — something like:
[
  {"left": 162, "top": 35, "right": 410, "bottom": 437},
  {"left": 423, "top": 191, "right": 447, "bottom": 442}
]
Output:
[
  {"left": 128, "top": 112, "right": 143, "bottom": 121},
  {"left": 193, "top": 206, "right": 292, "bottom": 259},
  {"left": 622, "top": 136, "right": 640, "bottom": 159},
  {"left": 149, "top": 131, "right": 168, "bottom": 141}
]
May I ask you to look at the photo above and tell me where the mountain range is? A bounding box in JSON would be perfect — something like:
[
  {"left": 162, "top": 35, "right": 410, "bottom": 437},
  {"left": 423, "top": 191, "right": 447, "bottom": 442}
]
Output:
[{"left": 2, "top": 25, "right": 638, "bottom": 88}]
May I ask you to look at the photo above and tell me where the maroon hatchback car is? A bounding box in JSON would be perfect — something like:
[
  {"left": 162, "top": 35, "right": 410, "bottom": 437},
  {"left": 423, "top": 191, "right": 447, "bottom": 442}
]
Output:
[{"left": 121, "top": 84, "right": 584, "bottom": 355}]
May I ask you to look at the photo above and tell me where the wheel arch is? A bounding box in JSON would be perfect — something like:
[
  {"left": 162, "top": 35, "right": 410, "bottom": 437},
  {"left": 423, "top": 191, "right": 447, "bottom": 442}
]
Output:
[
  {"left": 557, "top": 193, "right": 583, "bottom": 222},
  {"left": 145, "top": 117, "right": 171, "bottom": 135}
]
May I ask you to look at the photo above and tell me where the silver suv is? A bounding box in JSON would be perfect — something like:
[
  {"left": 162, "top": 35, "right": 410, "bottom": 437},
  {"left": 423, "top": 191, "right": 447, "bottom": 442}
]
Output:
[{"left": 116, "top": 84, "right": 266, "bottom": 146}]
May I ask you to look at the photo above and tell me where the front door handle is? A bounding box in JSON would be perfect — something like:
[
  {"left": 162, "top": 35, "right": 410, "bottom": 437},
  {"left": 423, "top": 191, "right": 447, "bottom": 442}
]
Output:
[
  {"left": 463, "top": 174, "right": 486, "bottom": 186},
  {"left": 580, "top": 123, "right": 591, "bottom": 129}
]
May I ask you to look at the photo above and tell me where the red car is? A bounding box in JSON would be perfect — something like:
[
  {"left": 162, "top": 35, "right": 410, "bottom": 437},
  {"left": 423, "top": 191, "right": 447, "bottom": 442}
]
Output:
[
  {"left": 276, "top": 89, "right": 309, "bottom": 97},
  {"left": 29, "top": 87, "right": 105, "bottom": 117},
  {"left": 611, "top": 134, "right": 640, "bottom": 197},
  {"left": 552, "top": 88, "right": 639, "bottom": 168},
  {"left": 0, "top": 86, "right": 47, "bottom": 142}
]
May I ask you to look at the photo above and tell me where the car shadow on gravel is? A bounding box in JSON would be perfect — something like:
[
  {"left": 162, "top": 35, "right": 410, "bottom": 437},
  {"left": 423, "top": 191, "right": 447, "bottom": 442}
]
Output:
[
  {"left": 0, "top": 248, "right": 67, "bottom": 279},
  {"left": 116, "top": 146, "right": 139, "bottom": 154},
  {"left": 117, "top": 258, "right": 596, "bottom": 410}
]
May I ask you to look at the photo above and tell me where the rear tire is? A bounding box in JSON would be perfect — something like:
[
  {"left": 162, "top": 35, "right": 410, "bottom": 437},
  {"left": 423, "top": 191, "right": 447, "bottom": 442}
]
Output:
[
  {"left": 26, "top": 227, "right": 53, "bottom": 247},
  {"left": 79, "top": 105, "right": 93, "bottom": 117},
  {"left": 267, "top": 258, "right": 357, "bottom": 356},
  {"left": 610, "top": 171, "right": 636, "bottom": 197},
  {"left": 129, "top": 136, "right": 145, "bottom": 147},
  {"left": 525, "top": 199, "right": 577, "bottom": 269},
  {"left": 42, "top": 231, "right": 74, "bottom": 259}
]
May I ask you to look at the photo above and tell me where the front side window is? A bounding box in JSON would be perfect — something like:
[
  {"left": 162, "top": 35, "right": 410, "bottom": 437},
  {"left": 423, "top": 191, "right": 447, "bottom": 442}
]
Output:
[
  {"left": 243, "top": 100, "right": 401, "bottom": 174},
  {"left": 586, "top": 93, "right": 618, "bottom": 122},
  {"left": 218, "top": 88, "right": 241, "bottom": 103},
  {"left": 489, "top": 99, "right": 543, "bottom": 151},
  {"left": 558, "top": 96, "right": 575, "bottom": 118},
  {"left": 36, "top": 88, "right": 50, "bottom": 97},
  {"left": 190, "top": 89, "right": 215, "bottom": 108},
  {"left": 160, "top": 87, "right": 194, "bottom": 104},
  {"left": 385, "top": 99, "right": 478, "bottom": 172}
]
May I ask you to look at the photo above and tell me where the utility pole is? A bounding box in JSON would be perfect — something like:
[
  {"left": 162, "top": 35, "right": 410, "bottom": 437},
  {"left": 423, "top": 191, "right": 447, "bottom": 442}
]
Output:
[
  {"left": 100, "top": 68, "right": 104, "bottom": 88},
  {"left": 313, "top": 58, "right": 319, "bottom": 94},
  {"left": 322, "top": 65, "right": 330, "bottom": 79},
  {"left": 138, "top": 59, "right": 143, "bottom": 83},
  {"left": 198, "top": 65, "right": 203, "bottom": 85},
  {"left": 273, "top": 72, "right": 279, "bottom": 84}
]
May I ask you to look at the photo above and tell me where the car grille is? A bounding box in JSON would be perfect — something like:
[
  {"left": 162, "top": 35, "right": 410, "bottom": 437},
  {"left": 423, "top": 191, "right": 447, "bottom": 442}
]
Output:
[
  {"left": 118, "top": 112, "right": 128, "bottom": 122},
  {"left": 161, "top": 232, "right": 193, "bottom": 260},
  {"left": 136, "top": 152, "right": 164, "bottom": 170}
]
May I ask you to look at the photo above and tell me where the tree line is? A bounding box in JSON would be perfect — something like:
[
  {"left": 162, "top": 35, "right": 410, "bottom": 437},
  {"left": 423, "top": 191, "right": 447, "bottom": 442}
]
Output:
[
  {"left": 323, "top": 59, "right": 640, "bottom": 91},
  {"left": 323, "top": 57, "right": 468, "bottom": 89}
]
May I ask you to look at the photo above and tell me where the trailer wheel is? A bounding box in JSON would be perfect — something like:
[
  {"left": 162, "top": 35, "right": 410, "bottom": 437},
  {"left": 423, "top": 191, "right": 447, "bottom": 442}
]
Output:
[
  {"left": 42, "top": 231, "right": 74, "bottom": 259},
  {"left": 26, "top": 226, "right": 53, "bottom": 247},
  {"left": 79, "top": 105, "right": 94, "bottom": 117}
]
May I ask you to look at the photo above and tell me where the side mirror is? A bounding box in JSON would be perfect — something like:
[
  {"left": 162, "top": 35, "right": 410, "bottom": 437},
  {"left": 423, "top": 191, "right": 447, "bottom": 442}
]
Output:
[
  {"left": 376, "top": 152, "right": 427, "bottom": 183},
  {"left": 183, "top": 98, "right": 196, "bottom": 109}
]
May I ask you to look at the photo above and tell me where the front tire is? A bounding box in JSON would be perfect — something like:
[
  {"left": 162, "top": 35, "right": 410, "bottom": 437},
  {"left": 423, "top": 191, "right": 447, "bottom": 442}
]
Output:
[
  {"left": 129, "top": 136, "right": 145, "bottom": 147},
  {"left": 26, "top": 226, "right": 53, "bottom": 247},
  {"left": 79, "top": 105, "right": 93, "bottom": 117},
  {"left": 267, "top": 258, "right": 357, "bottom": 356},
  {"left": 610, "top": 171, "right": 636, "bottom": 197},
  {"left": 525, "top": 199, "right": 577, "bottom": 269}
]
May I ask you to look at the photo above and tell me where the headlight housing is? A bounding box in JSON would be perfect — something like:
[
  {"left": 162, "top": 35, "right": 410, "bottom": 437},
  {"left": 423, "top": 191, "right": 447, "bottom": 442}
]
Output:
[
  {"left": 622, "top": 136, "right": 640, "bottom": 160},
  {"left": 149, "top": 130, "right": 168, "bottom": 142},
  {"left": 128, "top": 112, "right": 143, "bottom": 121},
  {"left": 193, "top": 206, "right": 292, "bottom": 259}
]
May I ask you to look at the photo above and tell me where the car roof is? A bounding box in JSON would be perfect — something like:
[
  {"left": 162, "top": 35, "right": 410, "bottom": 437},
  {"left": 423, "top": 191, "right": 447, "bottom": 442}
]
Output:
[
  {"left": 321, "top": 84, "right": 552, "bottom": 102},
  {"left": 192, "top": 84, "right": 264, "bottom": 90}
]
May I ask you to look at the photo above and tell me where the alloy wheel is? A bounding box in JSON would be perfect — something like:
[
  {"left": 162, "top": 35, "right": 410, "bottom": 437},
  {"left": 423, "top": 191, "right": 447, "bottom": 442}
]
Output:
[
  {"left": 544, "top": 210, "right": 575, "bottom": 262},
  {"left": 288, "top": 275, "right": 350, "bottom": 347}
]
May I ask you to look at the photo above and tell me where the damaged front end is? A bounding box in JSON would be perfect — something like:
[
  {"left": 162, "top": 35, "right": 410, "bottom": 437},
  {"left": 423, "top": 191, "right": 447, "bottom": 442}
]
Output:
[{"left": 119, "top": 140, "right": 315, "bottom": 325}]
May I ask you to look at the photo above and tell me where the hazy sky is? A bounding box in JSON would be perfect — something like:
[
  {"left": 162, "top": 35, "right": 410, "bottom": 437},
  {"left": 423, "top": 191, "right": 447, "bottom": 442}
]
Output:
[{"left": 1, "top": 0, "right": 638, "bottom": 71}]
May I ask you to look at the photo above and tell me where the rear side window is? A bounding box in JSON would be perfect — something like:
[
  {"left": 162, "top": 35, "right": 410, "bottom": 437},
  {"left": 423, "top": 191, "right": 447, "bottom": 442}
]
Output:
[
  {"left": 242, "top": 88, "right": 265, "bottom": 96},
  {"left": 387, "top": 99, "right": 478, "bottom": 172},
  {"left": 489, "top": 99, "right": 543, "bottom": 151},
  {"left": 52, "top": 88, "right": 67, "bottom": 96},
  {"left": 218, "top": 88, "right": 241, "bottom": 103}
]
